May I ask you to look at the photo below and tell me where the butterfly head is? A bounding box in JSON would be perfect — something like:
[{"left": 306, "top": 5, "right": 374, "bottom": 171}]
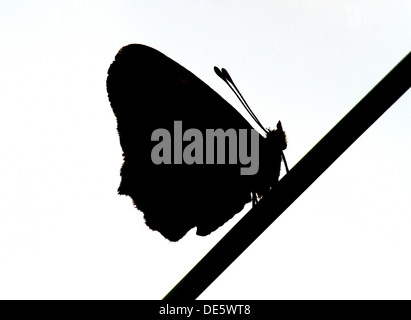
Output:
[{"left": 265, "top": 121, "right": 287, "bottom": 151}]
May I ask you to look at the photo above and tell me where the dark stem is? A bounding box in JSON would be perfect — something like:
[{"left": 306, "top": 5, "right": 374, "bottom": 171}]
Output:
[{"left": 165, "top": 52, "right": 411, "bottom": 300}]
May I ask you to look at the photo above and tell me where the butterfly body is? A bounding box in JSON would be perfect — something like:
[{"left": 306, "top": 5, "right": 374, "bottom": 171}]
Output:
[{"left": 107, "top": 44, "right": 286, "bottom": 241}]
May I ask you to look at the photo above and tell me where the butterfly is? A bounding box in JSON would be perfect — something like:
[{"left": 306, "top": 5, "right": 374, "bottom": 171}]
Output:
[{"left": 106, "top": 44, "right": 288, "bottom": 241}]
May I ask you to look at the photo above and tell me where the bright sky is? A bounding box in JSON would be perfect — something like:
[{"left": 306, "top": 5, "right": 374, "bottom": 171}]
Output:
[{"left": 0, "top": 1, "right": 410, "bottom": 299}]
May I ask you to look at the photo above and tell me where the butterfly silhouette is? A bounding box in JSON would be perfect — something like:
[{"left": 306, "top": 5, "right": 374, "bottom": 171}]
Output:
[{"left": 106, "top": 44, "right": 288, "bottom": 241}]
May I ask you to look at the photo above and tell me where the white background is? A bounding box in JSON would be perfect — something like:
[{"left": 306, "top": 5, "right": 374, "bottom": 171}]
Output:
[{"left": 0, "top": 1, "right": 410, "bottom": 299}]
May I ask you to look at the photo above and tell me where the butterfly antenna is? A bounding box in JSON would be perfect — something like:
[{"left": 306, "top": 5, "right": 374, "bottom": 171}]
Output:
[
  {"left": 215, "top": 67, "right": 290, "bottom": 175},
  {"left": 220, "top": 68, "right": 266, "bottom": 132},
  {"left": 214, "top": 67, "right": 268, "bottom": 134}
]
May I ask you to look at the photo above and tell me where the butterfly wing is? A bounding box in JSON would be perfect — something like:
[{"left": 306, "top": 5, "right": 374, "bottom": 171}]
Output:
[{"left": 107, "top": 44, "right": 273, "bottom": 241}]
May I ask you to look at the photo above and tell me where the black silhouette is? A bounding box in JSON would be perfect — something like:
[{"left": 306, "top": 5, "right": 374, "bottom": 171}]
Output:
[
  {"left": 163, "top": 51, "right": 411, "bottom": 299},
  {"left": 106, "top": 44, "right": 287, "bottom": 241}
]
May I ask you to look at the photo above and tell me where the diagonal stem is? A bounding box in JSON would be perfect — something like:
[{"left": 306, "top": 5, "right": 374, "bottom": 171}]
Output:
[{"left": 164, "top": 51, "right": 411, "bottom": 300}]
